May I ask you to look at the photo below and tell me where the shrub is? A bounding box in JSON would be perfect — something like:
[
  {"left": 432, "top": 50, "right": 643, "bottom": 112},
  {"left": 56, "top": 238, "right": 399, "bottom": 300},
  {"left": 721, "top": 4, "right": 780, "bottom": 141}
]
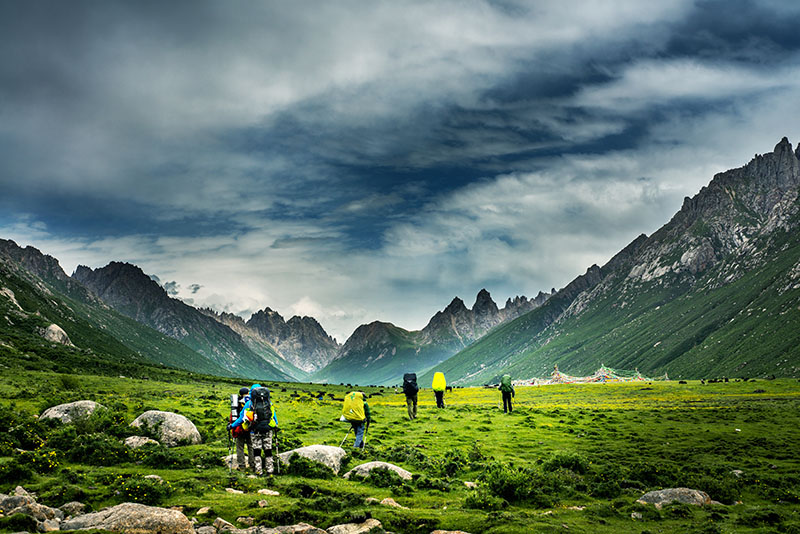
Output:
[
  {"left": 18, "top": 447, "right": 60, "bottom": 473},
  {"left": 414, "top": 475, "right": 451, "bottom": 492},
  {"left": 130, "top": 443, "right": 191, "bottom": 469},
  {"left": 66, "top": 432, "right": 130, "bottom": 466},
  {"left": 464, "top": 488, "right": 507, "bottom": 511},
  {"left": 0, "top": 513, "right": 39, "bottom": 532},
  {"left": 0, "top": 459, "right": 34, "bottom": 483},
  {"left": 284, "top": 453, "right": 335, "bottom": 479},
  {"left": 354, "top": 467, "right": 405, "bottom": 488},
  {"left": 542, "top": 452, "right": 589, "bottom": 474},
  {"left": 113, "top": 474, "right": 174, "bottom": 505}
]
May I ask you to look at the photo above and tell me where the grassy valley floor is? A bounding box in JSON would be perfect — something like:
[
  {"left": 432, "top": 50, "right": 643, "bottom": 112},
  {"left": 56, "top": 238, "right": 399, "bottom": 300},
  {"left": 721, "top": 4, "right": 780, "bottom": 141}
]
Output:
[{"left": 1, "top": 371, "right": 799, "bottom": 533}]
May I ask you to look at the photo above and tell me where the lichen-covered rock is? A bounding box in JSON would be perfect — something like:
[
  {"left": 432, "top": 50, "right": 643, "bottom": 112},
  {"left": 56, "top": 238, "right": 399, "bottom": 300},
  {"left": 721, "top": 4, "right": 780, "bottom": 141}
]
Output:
[
  {"left": 636, "top": 488, "right": 717, "bottom": 509},
  {"left": 125, "top": 435, "right": 160, "bottom": 449},
  {"left": 342, "top": 461, "right": 412, "bottom": 481},
  {"left": 379, "top": 497, "right": 407, "bottom": 509},
  {"left": 59, "top": 501, "right": 86, "bottom": 517},
  {"left": 326, "top": 518, "right": 385, "bottom": 534},
  {"left": 40, "top": 400, "right": 105, "bottom": 424},
  {"left": 277, "top": 445, "right": 347, "bottom": 474},
  {"left": 130, "top": 410, "right": 201, "bottom": 447},
  {"left": 61, "top": 502, "right": 194, "bottom": 534}
]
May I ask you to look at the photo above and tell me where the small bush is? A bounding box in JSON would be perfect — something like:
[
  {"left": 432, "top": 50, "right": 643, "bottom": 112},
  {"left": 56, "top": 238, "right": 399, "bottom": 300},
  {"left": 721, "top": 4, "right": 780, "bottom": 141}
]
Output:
[
  {"left": 464, "top": 488, "right": 507, "bottom": 511},
  {"left": 415, "top": 475, "right": 451, "bottom": 492},
  {"left": 284, "top": 453, "right": 335, "bottom": 479},
  {"left": 113, "top": 474, "right": 174, "bottom": 505},
  {"left": 66, "top": 432, "right": 130, "bottom": 466},
  {"left": 542, "top": 452, "right": 588, "bottom": 474},
  {"left": 736, "top": 508, "right": 784, "bottom": 527},
  {"left": 0, "top": 459, "right": 34, "bottom": 483},
  {"left": 18, "top": 447, "right": 60, "bottom": 473},
  {"left": 0, "top": 513, "right": 39, "bottom": 532},
  {"left": 130, "top": 443, "right": 191, "bottom": 469}
]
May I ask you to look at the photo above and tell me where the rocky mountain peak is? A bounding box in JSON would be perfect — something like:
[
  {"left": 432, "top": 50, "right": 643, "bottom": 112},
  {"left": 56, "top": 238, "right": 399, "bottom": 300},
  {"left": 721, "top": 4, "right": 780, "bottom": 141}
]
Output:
[
  {"left": 444, "top": 296, "right": 468, "bottom": 314},
  {"left": 473, "top": 288, "right": 499, "bottom": 317},
  {"left": 0, "top": 239, "right": 70, "bottom": 284}
]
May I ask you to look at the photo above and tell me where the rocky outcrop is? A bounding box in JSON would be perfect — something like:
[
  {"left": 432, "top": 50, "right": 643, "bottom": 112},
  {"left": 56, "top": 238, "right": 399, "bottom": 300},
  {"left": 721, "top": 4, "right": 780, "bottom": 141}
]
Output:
[
  {"left": 43, "top": 323, "right": 73, "bottom": 345},
  {"left": 130, "top": 410, "right": 201, "bottom": 447},
  {"left": 40, "top": 400, "right": 105, "bottom": 424},
  {"left": 343, "top": 461, "right": 412, "bottom": 481},
  {"left": 61, "top": 502, "right": 194, "bottom": 534},
  {"left": 0, "top": 492, "right": 64, "bottom": 532},
  {"left": 636, "top": 488, "right": 719, "bottom": 509},
  {"left": 214, "top": 519, "right": 326, "bottom": 534},
  {"left": 277, "top": 445, "right": 347, "bottom": 475},
  {"left": 326, "top": 518, "right": 385, "bottom": 534},
  {"left": 247, "top": 309, "right": 340, "bottom": 372}
]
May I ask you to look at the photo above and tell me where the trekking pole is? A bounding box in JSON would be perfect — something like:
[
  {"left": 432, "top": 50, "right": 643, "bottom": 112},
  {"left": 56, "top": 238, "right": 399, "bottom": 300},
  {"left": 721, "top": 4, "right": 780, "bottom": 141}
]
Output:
[
  {"left": 339, "top": 427, "right": 352, "bottom": 447},
  {"left": 363, "top": 420, "right": 370, "bottom": 448},
  {"left": 227, "top": 426, "right": 233, "bottom": 476},
  {"left": 274, "top": 428, "right": 280, "bottom": 475}
]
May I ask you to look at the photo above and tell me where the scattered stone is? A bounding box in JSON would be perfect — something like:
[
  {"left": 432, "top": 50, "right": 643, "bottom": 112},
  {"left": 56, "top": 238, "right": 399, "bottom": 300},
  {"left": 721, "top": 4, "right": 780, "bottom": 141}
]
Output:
[
  {"left": 196, "top": 526, "right": 216, "bottom": 534},
  {"left": 364, "top": 497, "right": 379, "bottom": 505},
  {"left": 170, "top": 506, "right": 185, "bottom": 512},
  {"left": 342, "top": 461, "right": 412, "bottom": 481},
  {"left": 59, "top": 501, "right": 86, "bottom": 517},
  {"left": 258, "top": 489, "right": 280, "bottom": 496},
  {"left": 566, "top": 506, "right": 585, "bottom": 511},
  {"left": 264, "top": 524, "right": 326, "bottom": 534},
  {"left": 14, "top": 486, "right": 32, "bottom": 497},
  {"left": 40, "top": 400, "right": 105, "bottom": 424},
  {"left": 326, "top": 518, "right": 385, "bottom": 534},
  {"left": 731, "top": 469, "right": 744, "bottom": 478},
  {"left": 61, "top": 502, "right": 193, "bottom": 534},
  {"left": 225, "top": 488, "right": 244, "bottom": 494},
  {"left": 637, "top": 488, "right": 719, "bottom": 509},
  {"left": 258, "top": 500, "right": 269, "bottom": 508},
  {"left": 125, "top": 436, "right": 160, "bottom": 449},
  {"left": 431, "top": 531, "right": 472, "bottom": 534},
  {"left": 130, "top": 410, "right": 202, "bottom": 447},
  {"left": 278, "top": 445, "right": 347, "bottom": 475},
  {"left": 196, "top": 507, "right": 211, "bottom": 515},
  {"left": 380, "top": 498, "right": 408, "bottom": 510},
  {"left": 237, "top": 516, "right": 255, "bottom": 527},
  {"left": 214, "top": 517, "right": 236, "bottom": 532},
  {"left": 145, "top": 474, "right": 164, "bottom": 484},
  {"left": 463, "top": 481, "right": 477, "bottom": 489}
]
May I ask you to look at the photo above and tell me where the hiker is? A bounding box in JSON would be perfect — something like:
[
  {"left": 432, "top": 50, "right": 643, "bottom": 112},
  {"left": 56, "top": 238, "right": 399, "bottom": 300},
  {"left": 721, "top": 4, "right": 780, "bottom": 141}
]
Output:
[
  {"left": 341, "top": 391, "right": 370, "bottom": 448},
  {"left": 233, "top": 387, "right": 255, "bottom": 470},
  {"left": 402, "top": 373, "right": 419, "bottom": 420},
  {"left": 432, "top": 371, "right": 446, "bottom": 408},
  {"left": 499, "top": 374, "right": 515, "bottom": 413},
  {"left": 230, "top": 384, "right": 278, "bottom": 475}
]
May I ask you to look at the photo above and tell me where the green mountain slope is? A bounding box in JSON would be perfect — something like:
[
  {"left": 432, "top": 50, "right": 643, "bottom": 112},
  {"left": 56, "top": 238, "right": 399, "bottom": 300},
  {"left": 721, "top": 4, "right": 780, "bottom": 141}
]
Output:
[{"left": 425, "top": 137, "right": 800, "bottom": 385}]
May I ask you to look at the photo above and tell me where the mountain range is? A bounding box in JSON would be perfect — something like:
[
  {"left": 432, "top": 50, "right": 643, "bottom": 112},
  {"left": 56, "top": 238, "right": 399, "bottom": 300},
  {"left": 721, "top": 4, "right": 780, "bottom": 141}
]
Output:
[
  {"left": 421, "top": 137, "right": 800, "bottom": 385},
  {"left": 2, "top": 137, "right": 799, "bottom": 385}
]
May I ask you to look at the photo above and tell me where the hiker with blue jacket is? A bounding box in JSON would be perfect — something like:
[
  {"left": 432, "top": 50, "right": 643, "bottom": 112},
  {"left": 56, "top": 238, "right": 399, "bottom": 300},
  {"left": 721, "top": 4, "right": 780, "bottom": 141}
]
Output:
[
  {"left": 500, "top": 374, "right": 515, "bottom": 413},
  {"left": 229, "top": 384, "right": 278, "bottom": 475},
  {"left": 402, "top": 373, "right": 419, "bottom": 420}
]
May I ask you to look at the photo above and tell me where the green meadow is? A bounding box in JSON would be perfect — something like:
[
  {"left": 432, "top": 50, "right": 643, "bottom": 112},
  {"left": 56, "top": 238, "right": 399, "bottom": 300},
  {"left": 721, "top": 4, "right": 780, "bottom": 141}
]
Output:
[{"left": 2, "top": 369, "right": 800, "bottom": 533}]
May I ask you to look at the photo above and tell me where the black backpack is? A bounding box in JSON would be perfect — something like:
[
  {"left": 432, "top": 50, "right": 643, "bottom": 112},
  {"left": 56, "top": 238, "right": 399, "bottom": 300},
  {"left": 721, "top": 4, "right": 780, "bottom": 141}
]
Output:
[
  {"left": 403, "top": 373, "right": 418, "bottom": 395},
  {"left": 250, "top": 387, "right": 271, "bottom": 429}
]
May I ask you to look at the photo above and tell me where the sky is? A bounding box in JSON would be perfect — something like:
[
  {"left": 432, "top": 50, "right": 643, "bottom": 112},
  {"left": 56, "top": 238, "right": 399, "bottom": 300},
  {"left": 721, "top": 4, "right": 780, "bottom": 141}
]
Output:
[{"left": 2, "top": 1, "right": 800, "bottom": 343}]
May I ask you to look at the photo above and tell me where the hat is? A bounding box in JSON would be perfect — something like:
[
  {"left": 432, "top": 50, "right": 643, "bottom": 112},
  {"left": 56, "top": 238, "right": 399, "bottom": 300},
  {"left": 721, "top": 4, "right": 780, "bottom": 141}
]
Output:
[{"left": 239, "top": 387, "right": 249, "bottom": 396}]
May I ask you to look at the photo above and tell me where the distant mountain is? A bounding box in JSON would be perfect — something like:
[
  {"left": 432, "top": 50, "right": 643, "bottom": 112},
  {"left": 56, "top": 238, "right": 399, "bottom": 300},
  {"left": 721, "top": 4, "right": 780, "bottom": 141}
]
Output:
[
  {"left": 423, "top": 137, "right": 800, "bottom": 385},
  {"left": 0, "top": 239, "right": 230, "bottom": 377},
  {"left": 73, "top": 262, "right": 292, "bottom": 381},
  {"left": 246, "top": 308, "right": 339, "bottom": 372},
  {"left": 312, "top": 289, "right": 551, "bottom": 385}
]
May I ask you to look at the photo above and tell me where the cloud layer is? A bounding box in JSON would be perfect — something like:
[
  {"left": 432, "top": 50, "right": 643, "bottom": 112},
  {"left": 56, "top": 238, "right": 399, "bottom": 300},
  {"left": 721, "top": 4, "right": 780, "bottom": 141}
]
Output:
[{"left": 2, "top": 1, "right": 800, "bottom": 341}]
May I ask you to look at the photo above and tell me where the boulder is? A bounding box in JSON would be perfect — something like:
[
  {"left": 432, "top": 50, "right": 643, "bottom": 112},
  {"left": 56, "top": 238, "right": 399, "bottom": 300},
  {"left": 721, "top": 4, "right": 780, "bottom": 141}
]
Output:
[
  {"left": 130, "top": 410, "right": 202, "bottom": 447},
  {"left": 196, "top": 527, "right": 216, "bottom": 534},
  {"left": 40, "top": 400, "right": 105, "bottom": 424},
  {"left": 62, "top": 503, "right": 194, "bottom": 534},
  {"left": 326, "top": 518, "right": 385, "bottom": 534},
  {"left": 380, "top": 497, "right": 407, "bottom": 509},
  {"left": 44, "top": 323, "right": 73, "bottom": 345},
  {"left": 342, "top": 461, "right": 412, "bottom": 481},
  {"left": 431, "top": 531, "right": 472, "bottom": 534},
  {"left": 277, "top": 445, "right": 347, "bottom": 475},
  {"left": 59, "top": 501, "right": 86, "bottom": 517},
  {"left": 636, "top": 488, "right": 718, "bottom": 509},
  {"left": 125, "top": 436, "right": 160, "bottom": 449}
]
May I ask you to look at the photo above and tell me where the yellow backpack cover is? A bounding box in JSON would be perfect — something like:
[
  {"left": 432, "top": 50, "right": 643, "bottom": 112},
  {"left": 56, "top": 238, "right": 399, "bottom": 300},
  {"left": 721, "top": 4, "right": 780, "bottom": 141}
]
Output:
[
  {"left": 342, "top": 391, "right": 366, "bottom": 422},
  {"left": 432, "top": 372, "right": 446, "bottom": 392}
]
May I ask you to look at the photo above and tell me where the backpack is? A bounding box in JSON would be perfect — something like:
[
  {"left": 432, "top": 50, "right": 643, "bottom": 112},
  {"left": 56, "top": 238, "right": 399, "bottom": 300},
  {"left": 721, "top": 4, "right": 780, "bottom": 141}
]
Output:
[
  {"left": 230, "top": 395, "right": 248, "bottom": 437},
  {"left": 403, "top": 373, "right": 418, "bottom": 396},
  {"left": 432, "top": 372, "right": 446, "bottom": 392},
  {"left": 342, "top": 391, "right": 366, "bottom": 422},
  {"left": 250, "top": 387, "right": 272, "bottom": 431},
  {"left": 500, "top": 374, "right": 513, "bottom": 393}
]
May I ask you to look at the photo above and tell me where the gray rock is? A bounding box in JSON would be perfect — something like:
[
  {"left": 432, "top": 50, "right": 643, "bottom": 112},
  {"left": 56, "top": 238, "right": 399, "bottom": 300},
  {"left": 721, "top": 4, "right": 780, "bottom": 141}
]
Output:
[
  {"left": 214, "top": 517, "right": 236, "bottom": 532},
  {"left": 326, "top": 518, "right": 385, "bottom": 534},
  {"left": 61, "top": 502, "right": 194, "bottom": 534},
  {"left": 277, "top": 445, "right": 347, "bottom": 475},
  {"left": 196, "top": 527, "right": 216, "bottom": 534},
  {"left": 40, "top": 401, "right": 105, "bottom": 424},
  {"left": 58, "top": 501, "right": 86, "bottom": 517},
  {"left": 431, "top": 531, "right": 472, "bottom": 534},
  {"left": 379, "top": 498, "right": 407, "bottom": 509},
  {"left": 125, "top": 436, "right": 160, "bottom": 449},
  {"left": 0, "top": 495, "right": 64, "bottom": 523},
  {"left": 342, "top": 461, "right": 412, "bottom": 481},
  {"left": 43, "top": 323, "right": 73, "bottom": 345},
  {"left": 130, "top": 410, "right": 202, "bottom": 447},
  {"left": 636, "top": 488, "right": 717, "bottom": 509}
]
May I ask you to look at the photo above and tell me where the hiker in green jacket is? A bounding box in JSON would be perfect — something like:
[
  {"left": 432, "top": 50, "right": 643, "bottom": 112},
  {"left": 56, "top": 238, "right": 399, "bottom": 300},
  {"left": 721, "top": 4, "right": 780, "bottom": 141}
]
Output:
[{"left": 500, "top": 374, "right": 515, "bottom": 413}]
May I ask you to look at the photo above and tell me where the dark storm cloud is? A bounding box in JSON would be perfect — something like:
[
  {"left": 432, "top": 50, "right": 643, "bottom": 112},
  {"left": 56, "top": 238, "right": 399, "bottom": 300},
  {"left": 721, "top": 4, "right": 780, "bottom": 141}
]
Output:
[{"left": 2, "top": 1, "right": 799, "bottom": 340}]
